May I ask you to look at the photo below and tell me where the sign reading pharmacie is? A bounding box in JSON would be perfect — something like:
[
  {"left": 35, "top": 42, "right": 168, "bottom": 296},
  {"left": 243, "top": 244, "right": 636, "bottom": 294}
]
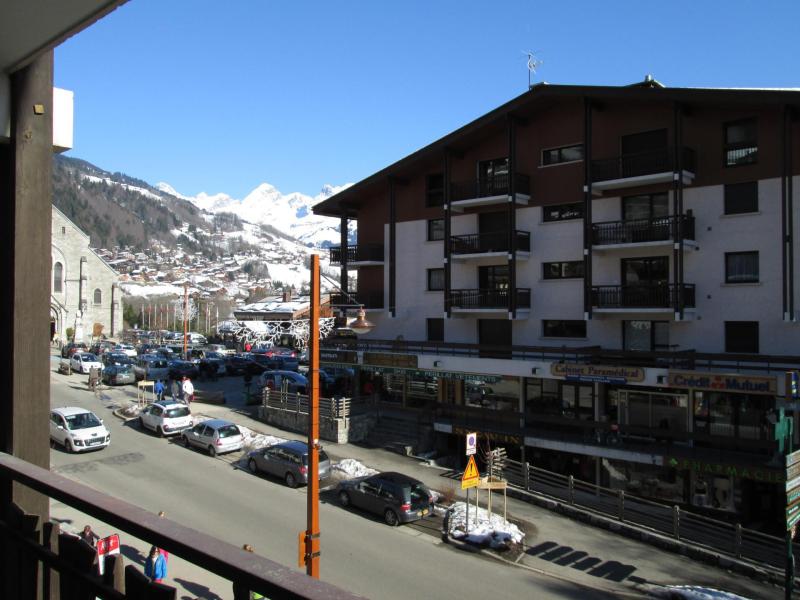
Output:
[
  {"left": 667, "top": 370, "right": 777, "bottom": 395},
  {"left": 666, "top": 456, "right": 784, "bottom": 484},
  {"left": 550, "top": 363, "right": 645, "bottom": 384}
]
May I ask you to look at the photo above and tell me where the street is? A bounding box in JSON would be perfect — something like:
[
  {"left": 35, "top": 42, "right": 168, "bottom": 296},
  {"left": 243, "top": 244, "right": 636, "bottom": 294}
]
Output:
[{"left": 49, "top": 359, "right": 623, "bottom": 600}]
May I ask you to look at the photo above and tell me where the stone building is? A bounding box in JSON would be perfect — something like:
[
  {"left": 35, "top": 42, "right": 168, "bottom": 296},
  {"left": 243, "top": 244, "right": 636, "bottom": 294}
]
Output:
[{"left": 51, "top": 206, "right": 122, "bottom": 342}]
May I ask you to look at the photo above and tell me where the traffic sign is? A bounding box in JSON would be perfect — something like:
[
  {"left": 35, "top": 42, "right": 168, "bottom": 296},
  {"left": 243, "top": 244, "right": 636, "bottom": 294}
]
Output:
[
  {"left": 461, "top": 455, "right": 480, "bottom": 490},
  {"left": 466, "top": 432, "right": 477, "bottom": 456}
]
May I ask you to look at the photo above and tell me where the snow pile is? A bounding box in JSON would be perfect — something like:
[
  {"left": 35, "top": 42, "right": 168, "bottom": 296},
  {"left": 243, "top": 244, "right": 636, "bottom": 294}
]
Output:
[
  {"left": 331, "top": 458, "right": 378, "bottom": 480},
  {"left": 118, "top": 402, "right": 141, "bottom": 418},
  {"left": 447, "top": 501, "right": 525, "bottom": 548},
  {"left": 658, "top": 587, "right": 751, "bottom": 600},
  {"left": 237, "top": 425, "right": 288, "bottom": 453}
]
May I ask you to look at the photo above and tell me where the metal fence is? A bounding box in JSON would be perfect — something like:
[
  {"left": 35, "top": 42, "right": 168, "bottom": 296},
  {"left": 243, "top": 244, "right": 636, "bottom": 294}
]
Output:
[{"left": 502, "top": 458, "right": 793, "bottom": 573}]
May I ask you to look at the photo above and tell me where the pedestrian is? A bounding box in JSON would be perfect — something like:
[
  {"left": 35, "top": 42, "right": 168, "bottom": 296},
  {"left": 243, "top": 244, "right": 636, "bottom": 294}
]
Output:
[
  {"left": 154, "top": 379, "right": 165, "bottom": 403},
  {"left": 182, "top": 376, "right": 194, "bottom": 404},
  {"left": 244, "top": 341, "right": 252, "bottom": 353},
  {"left": 233, "top": 544, "right": 265, "bottom": 600},
  {"left": 78, "top": 524, "right": 100, "bottom": 547},
  {"left": 171, "top": 378, "right": 181, "bottom": 402},
  {"left": 144, "top": 545, "right": 167, "bottom": 583}
]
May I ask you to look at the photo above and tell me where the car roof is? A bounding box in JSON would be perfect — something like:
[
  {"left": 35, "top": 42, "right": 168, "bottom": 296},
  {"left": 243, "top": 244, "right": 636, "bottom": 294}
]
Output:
[
  {"left": 52, "top": 406, "right": 94, "bottom": 417},
  {"left": 153, "top": 401, "right": 188, "bottom": 410},
  {"left": 200, "top": 419, "right": 237, "bottom": 429},
  {"left": 276, "top": 440, "right": 308, "bottom": 453}
]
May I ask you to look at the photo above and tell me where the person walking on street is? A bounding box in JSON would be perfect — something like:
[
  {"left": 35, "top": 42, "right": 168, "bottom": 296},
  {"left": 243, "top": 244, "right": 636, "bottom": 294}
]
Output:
[
  {"left": 182, "top": 376, "right": 194, "bottom": 404},
  {"left": 144, "top": 545, "right": 167, "bottom": 583},
  {"left": 154, "top": 379, "right": 165, "bottom": 403},
  {"left": 171, "top": 378, "right": 181, "bottom": 403}
]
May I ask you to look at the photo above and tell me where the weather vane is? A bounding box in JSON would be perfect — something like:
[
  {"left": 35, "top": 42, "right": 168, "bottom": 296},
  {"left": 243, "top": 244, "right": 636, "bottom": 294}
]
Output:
[{"left": 525, "top": 51, "right": 543, "bottom": 89}]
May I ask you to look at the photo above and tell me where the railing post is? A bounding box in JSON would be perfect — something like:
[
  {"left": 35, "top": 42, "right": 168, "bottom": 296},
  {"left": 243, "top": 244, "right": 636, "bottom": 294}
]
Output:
[
  {"left": 673, "top": 505, "right": 680, "bottom": 539},
  {"left": 617, "top": 490, "right": 625, "bottom": 522},
  {"left": 568, "top": 475, "right": 574, "bottom": 505},
  {"left": 735, "top": 523, "right": 742, "bottom": 559},
  {"left": 523, "top": 462, "right": 531, "bottom": 491}
]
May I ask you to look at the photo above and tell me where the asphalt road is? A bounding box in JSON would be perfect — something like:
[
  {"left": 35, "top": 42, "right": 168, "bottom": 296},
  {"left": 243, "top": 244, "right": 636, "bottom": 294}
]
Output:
[{"left": 49, "top": 365, "right": 623, "bottom": 600}]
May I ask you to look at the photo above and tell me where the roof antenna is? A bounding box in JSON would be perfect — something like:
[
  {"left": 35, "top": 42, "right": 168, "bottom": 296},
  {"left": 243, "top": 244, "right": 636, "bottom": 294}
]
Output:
[{"left": 525, "top": 51, "right": 543, "bottom": 89}]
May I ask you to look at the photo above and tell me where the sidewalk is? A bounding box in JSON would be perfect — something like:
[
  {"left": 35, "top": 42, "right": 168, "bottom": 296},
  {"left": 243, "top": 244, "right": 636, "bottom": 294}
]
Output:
[{"left": 190, "top": 400, "right": 785, "bottom": 600}]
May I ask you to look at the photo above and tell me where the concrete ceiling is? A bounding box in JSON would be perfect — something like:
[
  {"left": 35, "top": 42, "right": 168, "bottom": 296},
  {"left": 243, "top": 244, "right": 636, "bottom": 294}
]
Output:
[{"left": 0, "top": 0, "right": 128, "bottom": 74}]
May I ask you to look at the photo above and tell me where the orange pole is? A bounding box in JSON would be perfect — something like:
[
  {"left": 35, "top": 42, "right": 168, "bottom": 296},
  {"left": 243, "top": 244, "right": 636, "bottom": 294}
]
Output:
[
  {"left": 183, "top": 284, "right": 189, "bottom": 359},
  {"left": 306, "top": 254, "right": 321, "bottom": 578}
]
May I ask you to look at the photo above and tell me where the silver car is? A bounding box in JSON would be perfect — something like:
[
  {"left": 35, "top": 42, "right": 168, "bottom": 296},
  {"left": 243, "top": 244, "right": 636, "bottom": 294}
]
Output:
[
  {"left": 181, "top": 419, "right": 243, "bottom": 457},
  {"left": 246, "top": 440, "right": 330, "bottom": 488}
]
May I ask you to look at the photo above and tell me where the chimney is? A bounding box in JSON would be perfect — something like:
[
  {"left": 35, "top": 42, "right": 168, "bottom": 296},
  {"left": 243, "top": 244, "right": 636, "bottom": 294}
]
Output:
[{"left": 282, "top": 288, "right": 292, "bottom": 303}]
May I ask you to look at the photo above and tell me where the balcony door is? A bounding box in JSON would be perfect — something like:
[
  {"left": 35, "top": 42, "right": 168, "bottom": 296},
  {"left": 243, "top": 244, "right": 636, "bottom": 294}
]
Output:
[
  {"left": 621, "top": 129, "right": 668, "bottom": 178},
  {"left": 622, "top": 193, "right": 669, "bottom": 221},
  {"left": 621, "top": 129, "right": 667, "bottom": 155},
  {"left": 622, "top": 256, "right": 668, "bottom": 286},
  {"left": 478, "top": 158, "right": 509, "bottom": 197},
  {"left": 478, "top": 211, "right": 508, "bottom": 252},
  {"left": 479, "top": 264, "right": 509, "bottom": 290}
]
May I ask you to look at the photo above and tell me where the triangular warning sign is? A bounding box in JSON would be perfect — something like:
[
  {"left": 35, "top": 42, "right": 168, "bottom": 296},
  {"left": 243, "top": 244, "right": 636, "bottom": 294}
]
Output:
[{"left": 461, "top": 455, "right": 480, "bottom": 489}]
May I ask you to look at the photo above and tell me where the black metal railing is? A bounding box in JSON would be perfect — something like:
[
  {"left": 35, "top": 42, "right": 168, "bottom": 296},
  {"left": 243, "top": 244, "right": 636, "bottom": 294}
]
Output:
[
  {"left": 450, "top": 230, "right": 530, "bottom": 255},
  {"left": 329, "top": 290, "right": 384, "bottom": 309},
  {"left": 592, "top": 214, "right": 695, "bottom": 246},
  {"left": 450, "top": 172, "right": 530, "bottom": 202},
  {"left": 591, "top": 147, "right": 696, "bottom": 183},
  {"left": 328, "top": 244, "right": 384, "bottom": 265},
  {"left": 591, "top": 283, "right": 696, "bottom": 309},
  {"left": 447, "top": 288, "right": 531, "bottom": 310}
]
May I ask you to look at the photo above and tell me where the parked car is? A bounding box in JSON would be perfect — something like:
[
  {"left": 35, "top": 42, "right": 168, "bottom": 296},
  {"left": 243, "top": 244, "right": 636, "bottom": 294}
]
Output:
[
  {"left": 101, "top": 364, "right": 136, "bottom": 386},
  {"left": 61, "top": 342, "right": 87, "bottom": 358},
  {"left": 337, "top": 472, "right": 434, "bottom": 526},
  {"left": 203, "top": 343, "right": 228, "bottom": 354},
  {"left": 133, "top": 355, "right": 170, "bottom": 382},
  {"left": 139, "top": 401, "right": 193, "bottom": 436},
  {"left": 225, "top": 353, "right": 264, "bottom": 376},
  {"left": 70, "top": 352, "right": 104, "bottom": 375},
  {"left": 258, "top": 370, "right": 308, "bottom": 394},
  {"left": 198, "top": 351, "right": 227, "bottom": 378},
  {"left": 112, "top": 343, "right": 138, "bottom": 358},
  {"left": 102, "top": 352, "right": 133, "bottom": 367},
  {"left": 181, "top": 419, "right": 243, "bottom": 456},
  {"left": 49, "top": 407, "right": 110, "bottom": 453},
  {"left": 168, "top": 359, "right": 198, "bottom": 380},
  {"left": 246, "top": 440, "right": 330, "bottom": 488},
  {"left": 251, "top": 346, "right": 299, "bottom": 371}
]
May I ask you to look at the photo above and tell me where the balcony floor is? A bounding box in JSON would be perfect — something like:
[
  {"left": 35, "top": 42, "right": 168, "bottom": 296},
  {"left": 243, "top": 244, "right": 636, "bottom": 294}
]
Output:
[
  {"left": 450, "top": 307, "right": 530, "bottom": 318},
  {"left": 450, "top": 193, "right": 530, "bottom": 212},
  {"left": 593, "top": 240, "right": 698, "bottom": 252},
  {"left": 452, "top": 250, "right": 530, "bottom": 262},
  {"left": 592, "top": 170, "right": 694, "bottom": 195},
  {"left": 592, "top": 307, "right": 696, "bottom": 319}
]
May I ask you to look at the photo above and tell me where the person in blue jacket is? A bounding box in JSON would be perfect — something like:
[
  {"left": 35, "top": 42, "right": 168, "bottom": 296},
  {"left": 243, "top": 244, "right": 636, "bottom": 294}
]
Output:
[
  {"left": 154, "top": 380, "right": 165, "bottom": 403},
  {"left": 144, "top": 545, "right": 167, "bottom": 583}
]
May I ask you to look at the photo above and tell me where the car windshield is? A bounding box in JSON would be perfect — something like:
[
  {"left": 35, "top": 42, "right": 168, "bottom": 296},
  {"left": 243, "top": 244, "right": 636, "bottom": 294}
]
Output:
[
  {"left": 409, "top": 483, "right": 431, "bottom": 507},
  {"left": 64, "top": 412, "right": 102, "bottom": 430},
  {"left": 82, "top": 353, "right": 99, "bottom": 362},
  {"left": 115, "top": 365, "right": 132, "bottom": 373},
  {"left": 165, "top": 406, "right": 190, "bottom": 418},
  {"left": 217, "top": 425, "right": 240, "bottom": 438},
  {"left": 302, "top": 450, "right": 329, "bottom": 465}
]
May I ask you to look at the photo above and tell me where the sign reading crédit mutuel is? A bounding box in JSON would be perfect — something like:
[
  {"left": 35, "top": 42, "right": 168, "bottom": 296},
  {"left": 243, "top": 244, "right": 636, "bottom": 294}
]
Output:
[
  {"left": 668, "top": 370, "right": 777, "bottom": 395},
  {"left": 550, "top": 363, "right": 645, "bottom": 384}
]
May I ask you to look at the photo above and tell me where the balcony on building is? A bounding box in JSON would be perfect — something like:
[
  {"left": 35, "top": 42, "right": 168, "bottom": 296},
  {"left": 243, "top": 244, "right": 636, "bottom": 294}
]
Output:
[
  {"left": 449, "top": 172, "right": 531, "bottom": 211},
  {"left": 329, "top": 290, "right": 384, "bottom": 311},
  {"left": 591, "top": 283, "right": 696, "bottom": 314},
  {"left": 450, "top": 230, "right": 531, "bottom": 261},
  {"left": 447, "top": 288, "right": 531, "bottom": 316},
  {"left": 328, "top": 243, "right": 384, "bottom": 266},
  {"left": 592, "top": 213, "right": 696, "bottom": 251},
  {"left": 590, "top": 147, "right": 696, "bottom": 193}
]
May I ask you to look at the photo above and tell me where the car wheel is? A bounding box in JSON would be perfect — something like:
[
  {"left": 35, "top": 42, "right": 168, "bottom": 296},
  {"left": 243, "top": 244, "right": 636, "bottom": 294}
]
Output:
[
  {"left": 157, "top": 426, "right": 165, "bottom": 438},
  {"left": 384, "top": 509, "right": 399, "bottom": 527},
  {"left": 65, "top": 439, "right": 74, "bottom": 454},
  {"left": 338, "top": 491, "right": 351, "bottom": 507},
  {"left": 208, "top": 445, "right": 217, "bottom": 457},
  {"left": 138, "top": 416, "right": 145, "bottom": 430},
  {"left": 183, "top": 435, "right": 190, "bottom": 448},
  {"left": 248, "top": 458, "right": 258, "bottom": 474},
  {"left": 285, "top": 472, "right": 297, "bottom": 488}
]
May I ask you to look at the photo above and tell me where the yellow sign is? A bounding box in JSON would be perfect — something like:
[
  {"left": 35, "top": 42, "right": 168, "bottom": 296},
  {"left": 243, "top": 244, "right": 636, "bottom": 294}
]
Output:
[{"left": 461, "top": 455, "right": 480, "bottom": 490}]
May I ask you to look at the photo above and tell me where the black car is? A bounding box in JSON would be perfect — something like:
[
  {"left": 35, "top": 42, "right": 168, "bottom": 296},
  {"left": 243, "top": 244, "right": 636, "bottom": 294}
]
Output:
[
  {"left": 61, "top": 342, "right": 87, "bottom": 358},
  {"left": 250, "top": 346, "right": 300, "bottom": 371},
  {"left": 167, "top": 359, "right": 198, "bottom": 380},
  {"left": 338, "top": 472, "right": 434, "bottom": 526},
  {"left": 102, "top": 352, "right": 133, "bottom": 367},
  {"left": 225, "top": 353, "right": 265, "bottom": 376},
  {"left": 198, "top": 352, "right": 227, "bottom": 379}
]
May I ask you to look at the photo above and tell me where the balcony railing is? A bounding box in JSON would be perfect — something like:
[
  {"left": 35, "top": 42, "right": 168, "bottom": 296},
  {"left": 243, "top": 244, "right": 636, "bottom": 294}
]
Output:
[
  {"left": 450, "top": 172, "right": 530, "bottom": 202},
  {"left": 328, "top": 244, "right": 384, "bottom": 265},
  {"left": 448, "top": 288, "right": 531, "bottom": 310},
  {"left": 450, "top": 230, "right": 531, "bottom": 255},
  {"left": 329, "top": 290, "right": 384, "bottom": 309},
  {"left": 591, "top": 283, "right": 696, "bottom": 309},
  {"left": 592, "top": 214, "right": 695, "bottom": 246},
  {"left": 591, "top": 147, "right": 696, "bottom": 183}
]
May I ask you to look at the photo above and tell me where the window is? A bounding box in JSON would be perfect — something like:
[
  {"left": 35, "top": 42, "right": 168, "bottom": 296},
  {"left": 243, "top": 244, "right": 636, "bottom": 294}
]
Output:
[
  {"left": 725, "top": 251, "right": 759, "bottom": 283},
  {"left": 426, "top": 318, "right": 444, "bottom": 342},
  {"left": 622, "top": 193, "right": 668, "bottom": 221},
  {"left": 61, "top": 226, "right": 66, "bottom": 235},
  {"left": 724, "top": 182, "right": 758, "bottom": 215},
  {"left": 426, "top": 173, "right": 444, "bottom": 207},
  {"left": 543, "top": 261, "right": 584, "bottom": 279},
  {"left": 724, "top": 118, "right": 757, "bottom": 166},
  {"left": 542, "top": 202, "right": 583, "bottom": 222},
  {"left": 542, "top": 320, "right": 586, "bottom": 338},
  {"left": 427, "top": 218, "right": 444, "bottom": 241},
  {"left": 427, "top": 268, "right": 444, "bottom": 291},
  {"left": 541, "top": 144, "right": 584, "bottom": 166},
  {"left": 725, "top": 321, "right": 759, "bottom": 353},
  {"left": 623, "top": 321, "right": 669, "bottom": 351},
  {"left": 93, "top": 289, "right": 102, "bottom": 305},
  {"left": 53, "top": 262, "right": 63, "bottom": 293}
]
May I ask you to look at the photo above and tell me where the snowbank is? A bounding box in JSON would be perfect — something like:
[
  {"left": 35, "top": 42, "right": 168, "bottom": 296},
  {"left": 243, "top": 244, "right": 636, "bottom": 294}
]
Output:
[
  {"left": 447, "top": 501, "right": 525, "bottom": 547},
  {"left": 330, "top": 458, "right": 378, "bottom": 480}
]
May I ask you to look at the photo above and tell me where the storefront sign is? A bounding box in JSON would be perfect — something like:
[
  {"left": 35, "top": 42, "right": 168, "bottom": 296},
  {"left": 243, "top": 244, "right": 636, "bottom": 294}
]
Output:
[
  {"left": 454, "top": 427, "right": 521, "bottom": 445},
  {"left": 668, "top": 370, "right": 777, "bottom": 395},
  {"left": 361, "top": 365, "right": 500, "bottom": 383},
  {"left": 319, "top": 349, "right": 358, "bottom": 364},
  {"left": 787, "top": 450, "right": 800, "bottom": 530},
  {"left": 550, "top": 363, "right": 645, "bottom": 384},
  {"left": 666, "top": 456, "right": 784, "bottom": 483},
  {"left": 363, "top": 352, "right": 418, "bottom": 368}
]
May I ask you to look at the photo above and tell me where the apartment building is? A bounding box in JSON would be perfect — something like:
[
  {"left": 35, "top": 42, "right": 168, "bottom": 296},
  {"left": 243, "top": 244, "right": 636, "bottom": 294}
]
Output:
[{"left": 313, "top": 78, "right": 800, "bottom": 532}]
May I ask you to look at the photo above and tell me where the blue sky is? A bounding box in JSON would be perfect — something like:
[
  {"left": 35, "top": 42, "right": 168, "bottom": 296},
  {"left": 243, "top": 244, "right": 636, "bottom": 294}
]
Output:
[{"left": 56, "top": 0, "right": 799, "bottom": 200}]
